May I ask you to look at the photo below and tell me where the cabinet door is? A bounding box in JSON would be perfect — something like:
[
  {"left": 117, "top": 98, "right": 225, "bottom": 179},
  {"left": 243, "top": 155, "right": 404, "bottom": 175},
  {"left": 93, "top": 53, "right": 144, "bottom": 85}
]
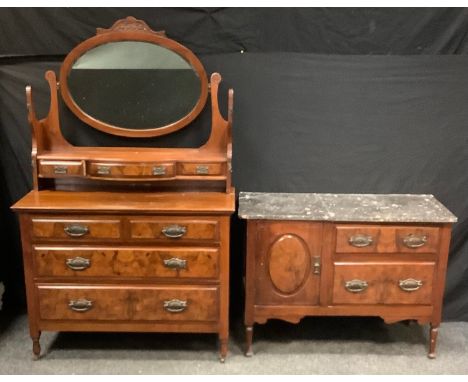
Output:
[{"left": 255, "top": 221, "right": 322, "bottom": 305}]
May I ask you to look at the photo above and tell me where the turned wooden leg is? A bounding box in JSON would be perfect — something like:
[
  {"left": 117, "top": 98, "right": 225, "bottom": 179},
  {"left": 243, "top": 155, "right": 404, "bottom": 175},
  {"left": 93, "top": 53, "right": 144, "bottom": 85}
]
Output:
[
  {"left": 428, "top": 324, "right": 439, "bottom": 359},
  {"left": 32, "top": 331, "right": 41, "bottom": 360},
  {"left": 245, "top": 325, "right": 254, "bottom": 357},
  {"left": 219, "top": 337, "right": 228, "bottom": 363}
]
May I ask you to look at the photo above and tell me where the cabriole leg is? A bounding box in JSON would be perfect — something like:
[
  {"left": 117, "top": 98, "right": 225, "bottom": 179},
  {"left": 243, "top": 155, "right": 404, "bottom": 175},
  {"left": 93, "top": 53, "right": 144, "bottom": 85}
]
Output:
[{"left": 428, "top": 324, "right": 439, "bottom": 359}]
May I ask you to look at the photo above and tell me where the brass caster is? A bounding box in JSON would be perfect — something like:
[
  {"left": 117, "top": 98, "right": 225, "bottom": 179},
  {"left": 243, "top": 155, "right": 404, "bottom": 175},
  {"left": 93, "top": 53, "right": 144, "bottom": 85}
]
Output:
[
  {"left": 245, "top": 350, "right": 253, "bottom": 357},
  {"left": 428, "top": 353, "right": 436, "bottom": 359},
  {"left": 32, "top": 354, "right": 40, "bottom": 361},
  {"left": 219, "top": 357, "right": 225, "bottom": 363}
]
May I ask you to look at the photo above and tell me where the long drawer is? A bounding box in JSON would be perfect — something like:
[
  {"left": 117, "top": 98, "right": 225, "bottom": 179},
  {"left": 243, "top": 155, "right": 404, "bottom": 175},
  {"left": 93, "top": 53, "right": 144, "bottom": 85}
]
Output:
[
  {"left": 332, "top": 261, "right": 435, "bottom": 305},
  {"left": 335, "top": 225, "right": 440, "bottom": 254},
  {"left": 34, "top": 246, "right": 220, "bottom": 279},
  {"left": 37, "top": 285, "right": 219, "bottom": 322}
]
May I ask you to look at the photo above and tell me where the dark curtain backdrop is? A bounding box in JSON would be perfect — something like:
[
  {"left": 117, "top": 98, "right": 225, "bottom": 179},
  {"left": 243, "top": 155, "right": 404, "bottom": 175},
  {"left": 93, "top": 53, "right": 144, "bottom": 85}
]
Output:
[{"left": 0, "top": 8, "right": 467, "bottom": 321}]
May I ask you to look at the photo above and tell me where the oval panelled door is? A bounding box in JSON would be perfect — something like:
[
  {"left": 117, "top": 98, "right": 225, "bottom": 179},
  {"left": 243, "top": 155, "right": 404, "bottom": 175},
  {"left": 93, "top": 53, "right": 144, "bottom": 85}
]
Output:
[{"left": 268, "top": 234, "right": 311, "bottom": 295}]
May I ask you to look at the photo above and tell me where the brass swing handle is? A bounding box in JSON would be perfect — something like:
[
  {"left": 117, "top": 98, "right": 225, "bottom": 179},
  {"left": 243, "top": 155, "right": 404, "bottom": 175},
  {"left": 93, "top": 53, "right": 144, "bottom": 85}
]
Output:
[
  {"left": 164, "top": 299, "right": 187, "bottom": 313},
  {"left": 345, "top": 279, "right": 368, "bottom": 293},
  {"left": 163, "top": 257, "right": 187, "bottom": 270},
  {"left": 403, "top": 234, "right": 427, "bottom": 248},
  {"left": 66, "top": 256, "right": 91, "bottom": 271},
  {"left": 68, "top": 299, "right": 93, "bottom": 312},
  {"left": 54, "top": 165, "right": 68, "bottom": 175},
  {"left": 348, "top": 234, "right": 373, "bottom": 247},
  {"left": 399, "top": 278, "right": 423, "bottom": 292},
  {"left": 162, "top": 224, "right": 187, "bottom": 239},
  {"left": 64, "top": 224, "right": 89, "bottom": 237}
]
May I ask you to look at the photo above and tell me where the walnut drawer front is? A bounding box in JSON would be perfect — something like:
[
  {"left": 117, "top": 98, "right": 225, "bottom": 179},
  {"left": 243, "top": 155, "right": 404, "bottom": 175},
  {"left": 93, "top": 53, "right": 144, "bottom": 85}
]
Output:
[
  {"left": 178, "top": 163, "right": 224, "bottom": 176},
  {"left": 332, "top": 261, "right": 435, "bottom": 305},
  {"left": 38, "top": 285, "right": 219, "bottom": 322},
  {"left": 32, "top": 218, "right": 121, "bottom": 241},
  {"left": 38, "top": 160, "right": 84, "bottom": 178},
  {"left": 34, "top": 246, "right": 219, "bottom": 279},
  {"left": 130, "top": 218, "right": 219, "bottom": 242},
  {"left": 335, "top": 225, "right": 440, "bottom": 254},
  {"left": 88, "top": 162, "right": 176, "bottom": 179}
]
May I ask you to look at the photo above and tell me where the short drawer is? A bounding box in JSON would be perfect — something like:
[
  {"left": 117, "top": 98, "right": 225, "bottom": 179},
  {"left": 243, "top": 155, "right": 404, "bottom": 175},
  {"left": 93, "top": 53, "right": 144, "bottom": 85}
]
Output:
[
  {"left": 178, "top": 163, "right": 224, "bottom": 176},
  {"left": 130, "top": 218, "right": 219, "bottom": 242},
  {"left": 37, "top": 285, "right": 219, "bottom": 322},
  {"left": 332, "top": 261, "right": 435, "bottom": 305},
  {"left": 88, "top": 162, "right": 175, "bottom": 179},
  {"left": 38, "top": 160, "right": 84, "bottom": 177},
  {"left": 32, "top": 218, "right": 121, "bottom": 241},
  {"left": 34, "top": 246, "right": 220, "bottom": 279},
  {"left": 335, "top": 225, "right": 440, "bottom": 254}
]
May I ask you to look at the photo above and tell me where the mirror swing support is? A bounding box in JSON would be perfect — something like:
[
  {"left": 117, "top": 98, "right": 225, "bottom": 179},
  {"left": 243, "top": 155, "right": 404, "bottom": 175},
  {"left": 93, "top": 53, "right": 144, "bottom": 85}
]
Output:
[{"left": 13, "top": 16, "right": 235, "bottom": 362}]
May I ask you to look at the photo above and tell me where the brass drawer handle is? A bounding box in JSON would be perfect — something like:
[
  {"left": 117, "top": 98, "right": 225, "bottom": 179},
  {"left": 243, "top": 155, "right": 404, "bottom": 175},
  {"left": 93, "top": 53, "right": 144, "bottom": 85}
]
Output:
[
  {"left": 96, "top": 165, "right": 111, "bottom": 175},
  {"left": 162, "top": 224, "right": 187, "bottom": 239},
  {"left": 68, "top": 299, "right": 93, "bottom": 312},
  {"left": 163, "top": 257, "right": 187, "bottom": 270},
  {"left": 152, "top": 166, "right": 167, "bottom": 176},
  {"left": 164, "top": 299, "right": 187, "bottom": 313},
  {"left": 348, "top": 234, "right": 373, "bottom": 247},
  {"left": 66, "top": 256, "right": 91, "bottom": 271},
  {"left": 64, "top": 224, "right": 89, "bottom": 237},
  {"left": 54, "top": 165, "right": 68, "bottom": 175},
  {"left": 345, "top": 279, "right": 368, "bottom": 293},
  {"left": 403, "top": 234, "right": 427, "bottom": 248},
  {"left": 399, "top": 278, "right": 423, "bottom": 292},
  {"left": 196, "top": 165, "right": 209, "bottom": 175}
]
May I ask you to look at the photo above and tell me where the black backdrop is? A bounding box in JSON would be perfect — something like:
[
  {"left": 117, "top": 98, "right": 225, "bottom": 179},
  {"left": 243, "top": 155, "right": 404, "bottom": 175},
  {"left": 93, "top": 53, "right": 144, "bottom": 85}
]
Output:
[{"left": 0, "top": 8, "right": 467, "bottom": 321}]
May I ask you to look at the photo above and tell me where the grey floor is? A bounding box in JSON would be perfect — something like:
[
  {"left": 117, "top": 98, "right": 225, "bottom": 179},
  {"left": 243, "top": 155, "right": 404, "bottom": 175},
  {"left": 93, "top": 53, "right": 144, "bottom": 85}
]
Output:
[{"left": 0, "top": 312, "right": 467, "bottom": 374}]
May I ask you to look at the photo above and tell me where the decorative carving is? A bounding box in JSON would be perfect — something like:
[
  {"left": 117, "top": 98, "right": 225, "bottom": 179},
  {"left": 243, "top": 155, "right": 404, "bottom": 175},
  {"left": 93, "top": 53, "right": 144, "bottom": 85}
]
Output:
[{"left": 96, "top": 16, "right": 166, "bottom": 36}]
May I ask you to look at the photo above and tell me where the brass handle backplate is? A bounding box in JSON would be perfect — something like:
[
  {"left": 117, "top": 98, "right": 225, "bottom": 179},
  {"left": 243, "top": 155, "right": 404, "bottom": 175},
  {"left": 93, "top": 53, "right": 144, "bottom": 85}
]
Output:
[
  {"left": 399, "top": 278, "right": 423, "bottom": 292},
  {"left": 163, "top": 257, "right": 187, "bottom": 270},
  {"left": 162, "top": 224, "right": 187, "bottom": 239},
  {"left": 345, "top": 279, "right": 368, "bottom": 293},
  {"left": 68, "top": 299, "right": 93, "bottom": 312},
  {"left": 64, "top": 224, "right": 89, "bottom": 237},
  {"left": 152, "top": 166, "right": 167, "bottom": 176},
  {"left": 66, "top": 256, "right": 91, "bottom": 271},
  {"left": 348, "top": 234, "right": 373, "bottom": 247},
  {"left": 164, "top": 299, "right": 187, "bottom": 313},
  {"left": 196, "top": 165, "right": 209, "bottom": 175},
  {"left": 54, "top": 165, "right": 68, "bottom": 175},
  {"left": 96, "top": 165, "right": 111, "bottom": 175},
  {"left": 403, "top": 234, "right": 427, "bottom": 248}
]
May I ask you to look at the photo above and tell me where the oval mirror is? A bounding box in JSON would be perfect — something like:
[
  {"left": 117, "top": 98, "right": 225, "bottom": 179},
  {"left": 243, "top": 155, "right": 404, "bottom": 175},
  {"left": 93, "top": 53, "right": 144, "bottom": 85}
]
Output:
[{"left": 60, "top": 33, "right": 208, "bottom": 137}]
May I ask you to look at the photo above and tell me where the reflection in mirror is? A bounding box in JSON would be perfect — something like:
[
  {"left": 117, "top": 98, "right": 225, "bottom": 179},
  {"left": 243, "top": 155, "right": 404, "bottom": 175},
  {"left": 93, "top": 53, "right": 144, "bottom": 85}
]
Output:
[{"left": 67, "top": 41, "right": 201, "bottom": 130}]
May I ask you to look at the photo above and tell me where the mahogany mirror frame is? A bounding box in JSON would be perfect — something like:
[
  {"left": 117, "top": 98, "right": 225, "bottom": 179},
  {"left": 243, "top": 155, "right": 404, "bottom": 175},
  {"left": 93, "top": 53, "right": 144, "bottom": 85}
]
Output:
[{"left": 59, "top": 17, "right": 209, "bottom": 138}]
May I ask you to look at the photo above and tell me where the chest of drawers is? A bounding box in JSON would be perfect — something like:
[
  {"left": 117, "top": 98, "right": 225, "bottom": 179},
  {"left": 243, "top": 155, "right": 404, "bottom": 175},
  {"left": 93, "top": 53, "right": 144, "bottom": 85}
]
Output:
[
  {"left": 13, "top": 190, "right": 234, "bottom": 360},
  {"left": 239, "top": 192, "right": 457, "bottom": 358}
]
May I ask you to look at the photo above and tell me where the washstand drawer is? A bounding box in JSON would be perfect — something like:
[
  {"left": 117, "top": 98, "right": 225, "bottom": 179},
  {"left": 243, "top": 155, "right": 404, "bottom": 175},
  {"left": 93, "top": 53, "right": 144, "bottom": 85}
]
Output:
[
  {"left": 88, "top": 162, "right": 176, "bottom": 179},
  {"left": 32, "top": 217, "right": 121, "bottom": 241},
  {"left": 38, "top": 160, "right": 84, "bottom": 177},
  {"left": 130, "top": 217, "right": 219, "bottom": 242},
  {"left": 34, "top": 246, "right": 220, "bottom": 279},
  {"left": 38, "top": 285, "right": 219, "bottom": 322},
  {"left": 335, "top": 225, "right": 440, "bottom": 254},
  {"left": 332, "top": 261, "right": 435, "bottom": 305},
  {"left": 178, "top": 163, "right": 224, "bottom": 176}
]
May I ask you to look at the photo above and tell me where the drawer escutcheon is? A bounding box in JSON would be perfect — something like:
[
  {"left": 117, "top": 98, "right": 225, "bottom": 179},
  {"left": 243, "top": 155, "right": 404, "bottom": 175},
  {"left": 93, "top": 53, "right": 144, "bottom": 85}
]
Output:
[
  {"left": 196, "top": 165, "right": 209, "bottom": 175},
  {"left": 152, "top": 166, "right": 167, "bottom": 176},
  {"left": 399, "top": 278, "right": 423, "bottom": 292}
]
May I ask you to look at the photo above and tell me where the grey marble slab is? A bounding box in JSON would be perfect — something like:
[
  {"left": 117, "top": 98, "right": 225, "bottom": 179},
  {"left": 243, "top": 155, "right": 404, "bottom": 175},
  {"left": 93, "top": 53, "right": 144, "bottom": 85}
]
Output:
[{"left": 238, "top": 192, "right": 457, "bottom": 223}]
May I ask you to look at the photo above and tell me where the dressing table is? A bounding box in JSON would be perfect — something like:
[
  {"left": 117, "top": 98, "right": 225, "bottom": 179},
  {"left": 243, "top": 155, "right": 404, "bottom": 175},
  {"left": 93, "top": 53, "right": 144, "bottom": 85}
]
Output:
[{"left": 12, "top": 17, "right": 234, "bottom": 361}]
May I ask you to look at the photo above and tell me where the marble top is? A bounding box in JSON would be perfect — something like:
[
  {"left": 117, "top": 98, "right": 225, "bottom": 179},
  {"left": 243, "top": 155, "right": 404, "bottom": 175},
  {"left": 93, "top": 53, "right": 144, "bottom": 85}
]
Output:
[{"left": 238, "top": 192, "right": 457, "bottom": 223}]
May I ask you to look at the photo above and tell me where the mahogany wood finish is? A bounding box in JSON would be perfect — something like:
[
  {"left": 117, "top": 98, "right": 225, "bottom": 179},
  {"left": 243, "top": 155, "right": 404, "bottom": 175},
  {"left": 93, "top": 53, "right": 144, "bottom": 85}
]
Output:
[
  {"left": 14, "top": 16, "right": 235, "bottom": 362},
  {"left": 244, "top": 221, "right": 452, "bottom": 358}
]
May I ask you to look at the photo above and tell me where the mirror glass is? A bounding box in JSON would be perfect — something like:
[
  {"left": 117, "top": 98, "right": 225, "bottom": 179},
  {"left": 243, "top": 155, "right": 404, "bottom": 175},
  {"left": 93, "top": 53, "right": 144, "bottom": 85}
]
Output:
[{"left": 67, "top": 41, "right": 202, "bottom": 130}]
